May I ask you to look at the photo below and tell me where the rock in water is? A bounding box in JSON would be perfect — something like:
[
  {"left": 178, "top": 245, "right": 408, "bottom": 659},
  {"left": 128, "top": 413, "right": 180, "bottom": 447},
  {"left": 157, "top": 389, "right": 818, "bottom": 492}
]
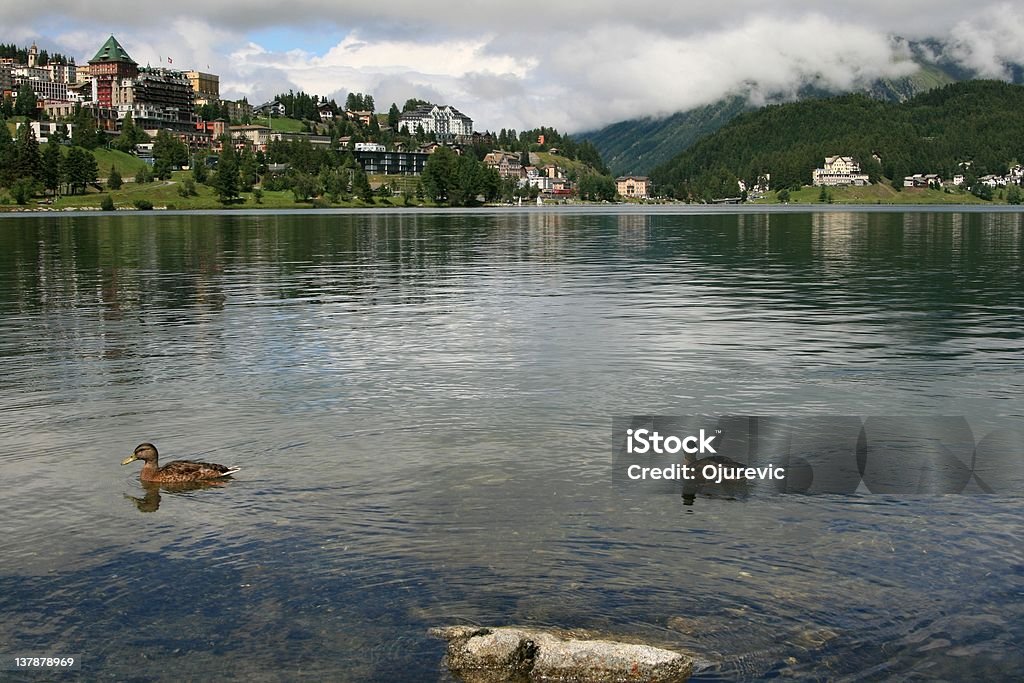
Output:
[{"left": 430, "top": 626, "right": 693, "bottom": 682}]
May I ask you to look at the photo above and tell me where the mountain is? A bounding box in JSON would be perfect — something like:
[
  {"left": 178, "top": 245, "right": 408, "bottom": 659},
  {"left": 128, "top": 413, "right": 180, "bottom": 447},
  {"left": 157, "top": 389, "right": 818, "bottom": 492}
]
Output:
[
  {"left": 648, "top": 80, "right": 1024, "bottom": 200},
  {"left": 578, "top": 55, "right": 982, "bottom": 177},
  {"left": 575, "top": 97, "right": 749, "bottom": 177}
]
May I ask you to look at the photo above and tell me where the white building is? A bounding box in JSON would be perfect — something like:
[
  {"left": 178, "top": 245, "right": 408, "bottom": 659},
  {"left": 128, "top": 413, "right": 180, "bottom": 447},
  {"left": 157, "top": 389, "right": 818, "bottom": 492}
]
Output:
[
  {"left": 16, "top": 121, "right": 75, "bottom": 143},
  {"left": 812, "top": 156, "right": 869, "bottom": 187},
  {"left": 398, "top": 104, "right": 473, "bottom": 139},
  {"left": 354, "top": 142, "right": 386, "bottom": 152}
]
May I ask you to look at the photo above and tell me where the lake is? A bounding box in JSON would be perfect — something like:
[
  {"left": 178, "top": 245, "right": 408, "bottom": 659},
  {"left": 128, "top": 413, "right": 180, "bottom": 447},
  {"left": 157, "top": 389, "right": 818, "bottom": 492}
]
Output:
[{"left": 1, "top": 207, "right": 1022, "bottom": 681}]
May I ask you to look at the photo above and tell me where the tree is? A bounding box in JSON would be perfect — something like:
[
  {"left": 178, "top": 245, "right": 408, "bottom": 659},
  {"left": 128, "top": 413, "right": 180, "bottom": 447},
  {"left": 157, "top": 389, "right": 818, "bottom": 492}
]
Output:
[
  {"left": 41, "top": 142, "right": 61, "bottom": 196},
  {"left": 64, "top": 146, "right": 98, "bottom": 194},
  {"left": 13, "top": 123, "right": 41, "bottom": 182},
  {"left": 107, "top": 164, "right": 123, "bottom": 190},
  {"left": 212, "top": 136, "right": 240, "bottom": 203},
  {"left": 421, "top": 146, "right": 457, "bottom": 203},
  {"left": 153, "top": 158, "right": 172, "bottom": 180},
  {"left": 114, "top": 112, "right": 147, "bottom": 153},
  {"left": 239, "top": 147, "right": 259, "bottom": 192},
  {"left": 291, "top": 171, "right": 319, "bottom": 202},
  {"left": 191, "top": 154, "right": 208, "bottom": 184},
  {"left": 152, "top": 129, "right": 188, "bottom": 168},
  {"left": 352, "top": 166, "right": 373, "bottom": 203},
  {"left": 387, "top": 103, "right": 400, "bottom": 130},
  {"left": 14, "top": 83, "right": 37, "bottom": 118},
  {"left": 0, "top": 120, "right": 15, "bottom": 186},
  {"left": 11, "top": 177, "right": 38, "bottom": 204},
  {"left": 100, "top": 194, "right": 115, "bottom": 211}
]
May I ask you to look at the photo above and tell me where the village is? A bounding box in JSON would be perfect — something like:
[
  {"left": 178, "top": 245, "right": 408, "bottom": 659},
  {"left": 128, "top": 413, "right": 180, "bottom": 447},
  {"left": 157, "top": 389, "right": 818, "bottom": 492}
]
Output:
[{"left": 2, "top": 35, "right": 656, "bottom": 205}]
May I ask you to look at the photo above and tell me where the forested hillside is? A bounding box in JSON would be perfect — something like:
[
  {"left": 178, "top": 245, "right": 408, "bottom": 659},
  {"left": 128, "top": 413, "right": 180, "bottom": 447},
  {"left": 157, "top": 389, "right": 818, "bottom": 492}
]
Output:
[
  {"left": 650, "top": 81, "right": 1024, "bottom": 200},
  {"left": 579, "top": 55, "right": 984, "bottom": 176},
  {"left": 576, "top": 97, "right": 749, "bottom": 176}
]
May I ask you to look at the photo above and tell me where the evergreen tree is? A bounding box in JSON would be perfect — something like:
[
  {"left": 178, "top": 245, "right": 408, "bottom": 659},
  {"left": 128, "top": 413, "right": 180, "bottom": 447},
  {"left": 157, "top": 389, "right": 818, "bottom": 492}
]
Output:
[
  {"left": 239, "top": 147, "right": 259, "bottom": 192},
  {"left": 114, "top": 113, "right": 147, "bottom": 153},
  {"left": 0, "top": 120, "right": 15, "bottom": 187},
  {"left": 191, "top": 154, "right": 208, "bottom": 184},
  {"left": 388, "top": 103, "right": 400, "bottom": 130},
  {"left": 14, "top": 83, "right": 37, "bottom": 118},
  {"left": 352, "top": 166, "right": 373, "bottom": 202},
  {"left": 64, "top": 146, "right": 98, "bottom": 194},
  {"left": 421, "top": 146, "right": 456, "bottom": 203},
  {"left": 107, "top": 164, "right": 123, "bottom": 190},
  {"left": 41, "top": 142, "right": 61, "bottom": 196},
  {"left": 212, "top": 136, "right": 240, "bottom": 203},
  {"left": 14, "top": 123, "right": 41, "bottom": 182}
]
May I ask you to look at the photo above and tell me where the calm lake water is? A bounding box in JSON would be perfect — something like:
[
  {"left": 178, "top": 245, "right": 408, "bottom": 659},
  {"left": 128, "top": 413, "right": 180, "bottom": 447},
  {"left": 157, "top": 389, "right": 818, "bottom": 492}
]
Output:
[{"left": 0, "top": 208, "right": 1022, "bottom": 681}]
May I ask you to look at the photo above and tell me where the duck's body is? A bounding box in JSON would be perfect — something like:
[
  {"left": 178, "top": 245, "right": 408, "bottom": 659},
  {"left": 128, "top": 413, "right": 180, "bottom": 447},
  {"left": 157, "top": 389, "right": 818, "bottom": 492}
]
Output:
[{"left": 122, "top": 443, "right": 240, "bottom": 483}]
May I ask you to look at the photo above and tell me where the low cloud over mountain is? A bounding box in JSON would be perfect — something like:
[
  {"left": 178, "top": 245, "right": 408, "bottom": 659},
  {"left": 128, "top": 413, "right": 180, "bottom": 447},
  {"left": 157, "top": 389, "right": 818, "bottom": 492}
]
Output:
[{"left": 13, "top": 1, "right": 1024, "bottom": 131}]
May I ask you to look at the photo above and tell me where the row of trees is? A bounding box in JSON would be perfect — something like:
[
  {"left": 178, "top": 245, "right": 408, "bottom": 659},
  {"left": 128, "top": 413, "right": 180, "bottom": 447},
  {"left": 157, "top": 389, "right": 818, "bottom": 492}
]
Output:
[
  {"left": 652, "top": 81, "right": 1024, "bottom": 201},
  {"left": 0, "top": 43, "right": 75, "bottom": 66},
  {"left": 0, "top": 121, "right": 97, "bottom": 203}
]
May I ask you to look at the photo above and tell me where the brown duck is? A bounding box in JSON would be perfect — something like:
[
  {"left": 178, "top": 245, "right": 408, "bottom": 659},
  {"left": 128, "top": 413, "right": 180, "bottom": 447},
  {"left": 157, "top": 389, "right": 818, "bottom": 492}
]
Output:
[{"left": 121, "top": 443, "right": 241, "bottom": 483}]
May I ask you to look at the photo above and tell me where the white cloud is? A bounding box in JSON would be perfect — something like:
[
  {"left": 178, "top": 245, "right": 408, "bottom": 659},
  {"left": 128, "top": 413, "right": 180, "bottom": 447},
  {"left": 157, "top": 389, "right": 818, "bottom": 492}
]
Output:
[{"left": 10, "top": 2, "right": 1024, "bottom": 133}]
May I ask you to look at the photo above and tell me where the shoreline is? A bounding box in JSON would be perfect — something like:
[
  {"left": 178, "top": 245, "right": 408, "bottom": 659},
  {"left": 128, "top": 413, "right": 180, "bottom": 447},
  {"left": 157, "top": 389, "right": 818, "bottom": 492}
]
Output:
[{"left": 3, "top": 202, "right": 1024, "bottom": 218}]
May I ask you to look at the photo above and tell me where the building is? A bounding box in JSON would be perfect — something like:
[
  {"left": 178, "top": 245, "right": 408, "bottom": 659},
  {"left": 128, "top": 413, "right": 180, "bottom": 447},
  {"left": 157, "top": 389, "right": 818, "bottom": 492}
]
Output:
[
  {"left": 317, "top": 102, "right": 334, "bottom": 121},
  {"left": 47, "top": 62, "right": 77, "bottom": 84},
  {"left": 230, "top": 124, "right": 272, "bottom": 151},
  {"left": 0, "top": 63, "right": 11, "bottom": 97},
  {"left": 354, "top": 142, "right": 385, "bottom": 152},
  {"left": 398, "top": 104, "right": 473, "bottom": 140},
  {"left": 185, "top": 71, "right": 219, "bottom": 100},
  {"left": 223, "top": 99, "right": 253, "bottom": 123},
  {"left": 903, "top": 173, "right": 943, "bottom": 188},
  {"left": 354, "top": 148, "right": 430, "bottom": 176},
  {"left": 345, "top": 110, "right": 373, "bottom": 125},
  {"left": 254, "top": 100, "right": 285, "bottom": 117},
  {"left": 12, "top": 71, "right": 69, "bottom": 102},
  {"left": 484, "top": 151, "right": 523, "bottom": 179},
  {"left": 17, "top": 121, "right": 76, "bottom": 144},
  {"left": 88, "top": 35, "right": 139, "bottom": 109},
  {"left": 114, "top": 67, "right": 196, "bottom": 132},
  {"left": 812, "top": 156, "right": 869, "bottom": 187},
  {"left": 616, "top": 175, "right": 651, "bottom": 199}
]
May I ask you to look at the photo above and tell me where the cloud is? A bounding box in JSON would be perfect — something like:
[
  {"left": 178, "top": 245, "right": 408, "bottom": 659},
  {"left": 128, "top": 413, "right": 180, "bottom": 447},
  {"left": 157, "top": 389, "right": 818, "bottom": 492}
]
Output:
[
  {"left": 9, "top": 2, "right": 1024, "bottom": 133},
  {"left": 944, "top": 3, "right": 1024, "bottom": 78}
]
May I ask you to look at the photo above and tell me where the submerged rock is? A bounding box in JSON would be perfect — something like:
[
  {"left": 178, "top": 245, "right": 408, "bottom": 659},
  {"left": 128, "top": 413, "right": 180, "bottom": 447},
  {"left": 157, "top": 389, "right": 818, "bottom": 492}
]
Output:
[{"left": 430, "top": 625, "right": 693, "bottom": 682}]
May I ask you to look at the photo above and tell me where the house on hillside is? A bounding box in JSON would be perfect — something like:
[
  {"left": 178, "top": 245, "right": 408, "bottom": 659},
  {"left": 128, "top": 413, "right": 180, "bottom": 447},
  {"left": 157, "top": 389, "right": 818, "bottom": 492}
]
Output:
[
  {"left": 317, "top": 103, "right": 334, "bottom": 121},
  {"left": 483, "top": 151, "right": 523, "bottom": 179},
  {"left": 812, "top": 156, "right": 869, "bottom": 187},
  {"left": 254, "top": 100, "right": 285, "bottom": 117},
  {"left": 903, "top": 173, "right": 943, "bottom": 188}
]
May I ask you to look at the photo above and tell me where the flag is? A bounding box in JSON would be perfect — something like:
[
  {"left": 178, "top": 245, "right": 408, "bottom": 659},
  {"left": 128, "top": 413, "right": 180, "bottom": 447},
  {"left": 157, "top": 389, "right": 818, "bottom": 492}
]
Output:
[{"left": 167, "top": 57, "right": 173, "bottom": 64}]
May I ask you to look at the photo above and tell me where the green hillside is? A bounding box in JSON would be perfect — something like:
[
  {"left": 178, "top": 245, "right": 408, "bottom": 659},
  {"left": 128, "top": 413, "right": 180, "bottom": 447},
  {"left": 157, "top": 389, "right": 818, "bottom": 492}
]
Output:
[
  {"left": 650, "top": 80, "right": 1024, "bottom": 200},
  {"left": 576, "top": 97, "right": 749, "bottom": 176},
  {"left": 579, "top": 58, "right": 980, "bottom": 177}
]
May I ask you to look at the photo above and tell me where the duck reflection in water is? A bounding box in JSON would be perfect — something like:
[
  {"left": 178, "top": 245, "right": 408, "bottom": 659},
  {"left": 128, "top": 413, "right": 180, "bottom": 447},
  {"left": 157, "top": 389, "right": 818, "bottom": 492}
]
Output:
[
  {"left": 681, "top": 452, "right": 752, "bottom": 506},
  {"left": 124, "top": 479, "right": 231, "bottom": 513}
]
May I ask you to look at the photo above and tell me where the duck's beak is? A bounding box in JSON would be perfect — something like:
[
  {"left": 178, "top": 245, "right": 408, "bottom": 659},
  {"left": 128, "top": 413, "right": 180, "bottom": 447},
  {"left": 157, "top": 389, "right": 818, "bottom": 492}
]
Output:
[{"left": 121, "top": 454, "right": 138, "bottom": 465}]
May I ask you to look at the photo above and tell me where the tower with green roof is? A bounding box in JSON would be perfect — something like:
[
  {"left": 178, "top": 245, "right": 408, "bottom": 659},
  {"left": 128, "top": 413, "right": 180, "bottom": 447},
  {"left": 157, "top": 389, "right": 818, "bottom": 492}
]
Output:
[{"left": 88, "top": 35, "right": 138, "bottom": 78}]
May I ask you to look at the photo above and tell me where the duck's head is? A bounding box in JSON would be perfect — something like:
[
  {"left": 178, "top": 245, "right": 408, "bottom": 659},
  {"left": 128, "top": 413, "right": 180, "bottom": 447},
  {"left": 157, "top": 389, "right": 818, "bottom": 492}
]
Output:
[{"left": 122, "top": 442, "right": 159, "bottom": 466}]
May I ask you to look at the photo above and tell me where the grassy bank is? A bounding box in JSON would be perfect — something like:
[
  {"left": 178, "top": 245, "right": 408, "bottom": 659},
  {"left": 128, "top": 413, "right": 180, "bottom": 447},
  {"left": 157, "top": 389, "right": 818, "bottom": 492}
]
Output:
[
  {"left": 3, "top": 171, "right": 425, "bottom": 211},
  {"left": 757, "top": 183, "right": 993, "bottom": 205}
]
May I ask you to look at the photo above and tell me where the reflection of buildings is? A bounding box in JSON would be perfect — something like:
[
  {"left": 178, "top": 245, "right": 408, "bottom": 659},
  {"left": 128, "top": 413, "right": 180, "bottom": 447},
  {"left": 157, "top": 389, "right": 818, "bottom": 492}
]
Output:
[{"left": 617, "top": 214, "right": 650, "bottom": 253}]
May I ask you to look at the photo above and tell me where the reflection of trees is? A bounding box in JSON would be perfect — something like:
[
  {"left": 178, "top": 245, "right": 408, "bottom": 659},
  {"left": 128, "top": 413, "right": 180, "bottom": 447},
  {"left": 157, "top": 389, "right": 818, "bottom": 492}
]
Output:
[{"left": 1, "top": 210, "right": 1021, "bottom": 358}]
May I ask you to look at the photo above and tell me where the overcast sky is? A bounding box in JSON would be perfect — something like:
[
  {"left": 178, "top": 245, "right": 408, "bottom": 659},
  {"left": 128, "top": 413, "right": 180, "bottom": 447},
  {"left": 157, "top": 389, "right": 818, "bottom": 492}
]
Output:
[{"left": 8, "top": 2, "right": 1024, "bottom": 132}]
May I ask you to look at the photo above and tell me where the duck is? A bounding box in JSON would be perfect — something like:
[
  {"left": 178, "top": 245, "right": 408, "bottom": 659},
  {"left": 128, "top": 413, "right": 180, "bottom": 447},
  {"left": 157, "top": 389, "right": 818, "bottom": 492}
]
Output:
[{"left": 121, "top": 442, "right": 240, "bottom": 483}]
